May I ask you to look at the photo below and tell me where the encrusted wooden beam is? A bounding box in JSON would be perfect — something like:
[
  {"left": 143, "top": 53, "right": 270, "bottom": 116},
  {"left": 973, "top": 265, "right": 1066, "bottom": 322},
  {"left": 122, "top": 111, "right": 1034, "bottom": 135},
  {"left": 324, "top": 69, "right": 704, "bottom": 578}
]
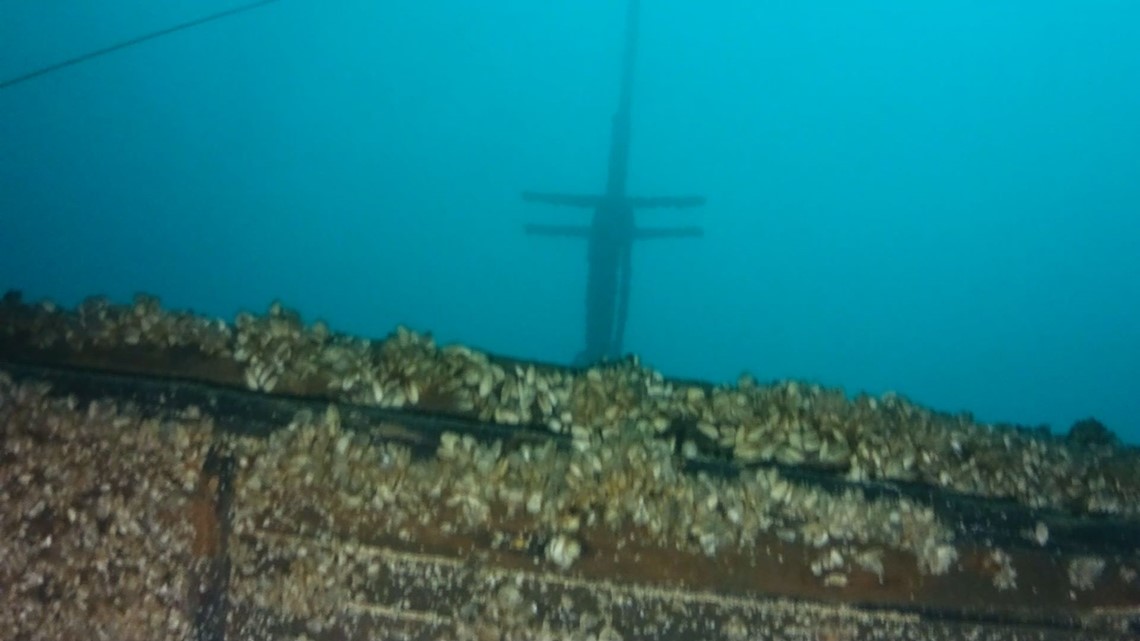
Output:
[{"left": 1, "top": 293, "right": 1138, "bottom": 640}]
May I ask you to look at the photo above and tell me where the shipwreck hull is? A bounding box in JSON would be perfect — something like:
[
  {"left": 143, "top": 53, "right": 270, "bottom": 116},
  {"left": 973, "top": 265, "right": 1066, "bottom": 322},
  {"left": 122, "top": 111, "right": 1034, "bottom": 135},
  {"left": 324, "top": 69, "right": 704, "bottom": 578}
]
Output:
[{"left": 1, "top": 293, "right": 1138, "bottom": 640}]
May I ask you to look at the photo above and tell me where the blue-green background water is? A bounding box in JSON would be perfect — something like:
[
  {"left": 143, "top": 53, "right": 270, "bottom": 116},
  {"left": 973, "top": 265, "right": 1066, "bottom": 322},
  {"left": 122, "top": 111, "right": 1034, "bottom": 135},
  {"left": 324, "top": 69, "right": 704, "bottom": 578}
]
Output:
[{"left": 2, "top": 1, "right": 1137, "bottom": 442}]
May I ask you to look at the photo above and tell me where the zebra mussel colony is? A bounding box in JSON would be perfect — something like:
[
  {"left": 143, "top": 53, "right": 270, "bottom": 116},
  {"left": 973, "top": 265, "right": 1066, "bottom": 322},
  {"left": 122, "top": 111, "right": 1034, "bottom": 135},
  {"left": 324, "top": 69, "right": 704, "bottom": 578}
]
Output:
[
  {"left": 0, "top": 373, "right": 213, "bottom": 640},
  {"left": 11, "top": 292, "right": 1131, "bottom": 518},
  {"left": 4, "top": 294, "right": 1139, "bottom": 598},
  {"left": 233, "top": 300, "right": 1139, "bottom": 519},
  {"left": 3, "top": 371, "right": 1137, "bottom": 641}
]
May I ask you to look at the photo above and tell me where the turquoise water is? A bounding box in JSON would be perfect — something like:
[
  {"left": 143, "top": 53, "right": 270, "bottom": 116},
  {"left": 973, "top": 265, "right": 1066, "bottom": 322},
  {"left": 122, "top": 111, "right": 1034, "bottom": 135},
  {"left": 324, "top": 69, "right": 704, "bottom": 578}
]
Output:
[{"left": 1, "top": 1, "right": 1137, "bottom": 441}]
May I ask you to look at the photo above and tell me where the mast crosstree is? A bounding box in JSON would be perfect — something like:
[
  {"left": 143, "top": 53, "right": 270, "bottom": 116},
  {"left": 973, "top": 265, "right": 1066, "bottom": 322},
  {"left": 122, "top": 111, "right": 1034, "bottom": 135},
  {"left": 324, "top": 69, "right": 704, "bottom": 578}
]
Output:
[{"left": 523, "top": 0, "right": 705, "bottom": 366}]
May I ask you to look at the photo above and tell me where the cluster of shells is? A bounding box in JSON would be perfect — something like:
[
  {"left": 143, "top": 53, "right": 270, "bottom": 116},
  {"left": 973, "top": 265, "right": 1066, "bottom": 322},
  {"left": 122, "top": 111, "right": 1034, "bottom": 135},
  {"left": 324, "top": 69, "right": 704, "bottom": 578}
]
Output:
[
  {"left": 5, "top": 292, "right": 1139, "bottom": 522},
  {"left": 0, "top": 371, "right": 214, "bottom": 640},
  {"left": 222, "top": 402, "right": 960, "bottom": 607},
  {"left": 223, "top": 299, "right": 1139, "bottom": 520},
  {"left": 3, "top": 291, "right": 231, "bottom": 356},
  {"left": 2, "top": 361, "right": 1138, "bottom": 637}
]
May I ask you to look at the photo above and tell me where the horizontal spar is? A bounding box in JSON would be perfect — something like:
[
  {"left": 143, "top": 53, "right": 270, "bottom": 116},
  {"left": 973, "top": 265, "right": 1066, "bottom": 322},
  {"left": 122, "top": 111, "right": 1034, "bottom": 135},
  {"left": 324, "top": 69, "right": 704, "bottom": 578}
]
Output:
[
  {"left": 523, "top": 224, "right": 591, "bottom": 238},
  {"left": 635, "top": 226, "right": 703, "bottom": 239},
  {"left": 523, "top": 224, "right": 703, "bottom": 240},
  {"left": 522, "top": 192, "right": 706, "bottom": 209}
]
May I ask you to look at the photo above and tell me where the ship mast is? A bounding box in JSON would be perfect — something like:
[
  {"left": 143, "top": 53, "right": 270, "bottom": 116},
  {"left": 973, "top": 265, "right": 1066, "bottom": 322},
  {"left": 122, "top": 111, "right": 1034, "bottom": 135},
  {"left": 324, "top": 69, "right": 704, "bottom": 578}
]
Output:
[{"left": 523, "top": 0, "right": 705, "bottom": 365}]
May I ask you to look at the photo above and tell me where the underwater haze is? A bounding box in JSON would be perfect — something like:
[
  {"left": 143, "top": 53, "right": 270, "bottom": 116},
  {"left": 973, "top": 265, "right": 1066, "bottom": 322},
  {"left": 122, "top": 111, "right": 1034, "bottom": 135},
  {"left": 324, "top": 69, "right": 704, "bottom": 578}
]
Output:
[{"left": 1, "top": 1, "right": 1138, "bottom": 441}]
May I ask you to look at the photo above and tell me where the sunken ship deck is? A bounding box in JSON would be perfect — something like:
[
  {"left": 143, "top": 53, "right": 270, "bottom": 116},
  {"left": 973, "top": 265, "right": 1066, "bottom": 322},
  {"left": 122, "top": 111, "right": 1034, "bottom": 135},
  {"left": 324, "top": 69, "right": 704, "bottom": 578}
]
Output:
[{"left": 1, "top": 292, "right": 1138, "bottom": 640}]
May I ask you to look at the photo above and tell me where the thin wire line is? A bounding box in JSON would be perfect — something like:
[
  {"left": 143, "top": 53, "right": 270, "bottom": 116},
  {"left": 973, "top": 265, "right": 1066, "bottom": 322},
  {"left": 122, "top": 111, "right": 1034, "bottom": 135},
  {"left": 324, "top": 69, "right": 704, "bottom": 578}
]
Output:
[{"left": 0, "top": 0, "right": 283, "bottom": 91}]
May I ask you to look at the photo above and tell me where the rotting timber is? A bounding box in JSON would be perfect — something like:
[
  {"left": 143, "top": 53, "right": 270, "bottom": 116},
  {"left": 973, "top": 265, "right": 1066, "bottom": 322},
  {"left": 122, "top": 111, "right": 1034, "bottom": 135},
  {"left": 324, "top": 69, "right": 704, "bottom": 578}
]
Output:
[{"left": 1, "top": 292, "right": 1138, "bottom": 641}]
